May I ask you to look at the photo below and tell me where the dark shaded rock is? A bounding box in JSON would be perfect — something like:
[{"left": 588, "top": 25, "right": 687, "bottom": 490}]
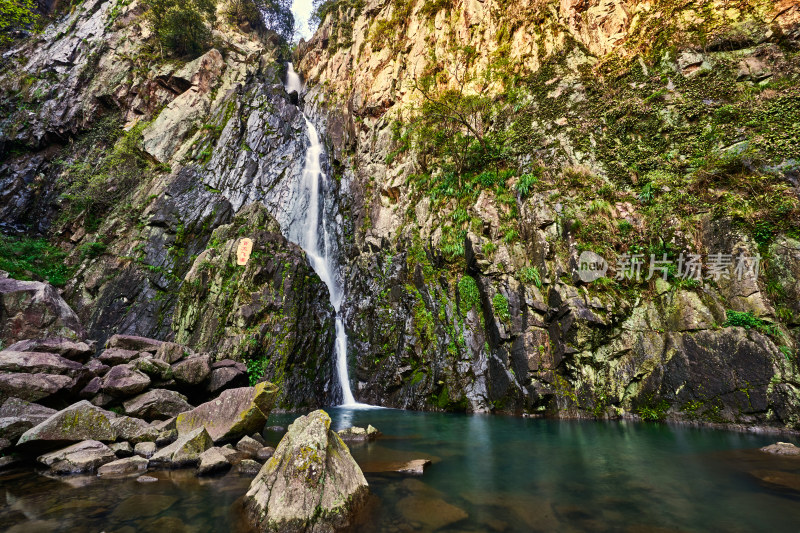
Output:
[
  {"left": 110, "top": 441, "right": 133, "bottom": 458},
  {"left": 244, "top": 410, "right": 369, "bottom": 532},
  {"left": 155, "top": 342, "right": 190, "bottom": 364},
  {"left": 0, "top": 417, "right": 34, "bottom": 441},
  {"left": 249, "top": 432, "right": 266, "bottom": 445},
  {"left": 98, "top": 455, "right": 149, "bottom": 477},
  {"left": 0, "top": 278, "right": 85, "bottom": 345},
  {"left": 150, "top": 427, "right": 213, "bottom": 468},
  {"left": 123, "top": 389, "right": 192, "bottom": 421},
  {"left": 172, "top": 354, "right": 211, "bottom": 386},
  {"left": 98, "top": 348, "right": 140, "bottom": 366},
  {"left": 5, "top": 338, "right": 93, "bottom": 362},
  {"left": 237, "top": 458, "right": 262, "bottom": 475},
  {"left": 236, "top": 435, "right": 263, "bottom": 458},
  {"left": 134, "top": 441, "right": 157, "bottom": 458},
  {"left": 196, "top": 447, "right": 231, "bottom": 476},
  {"left": 207, "top": 362, "right": 248, "bottom": 395},
  {"left": 101, "top": 365, "right": 151, "bottom": 397},
  {"left": 106, "top": 335, "right": 163, "bottom": 353},
  {"left": 256, "top": 446, "right": 275, "bottom": 462},
  {"left": 0, "top": 372, "right": 73, "bottom": 405},
  {"left": 85, "top": 359, "right": 110, "bottom": 376},
  {"left": 175, "top": 382, "right": 278, "bottom": 443},
  {"left": 37, "top": 440, "right": 116, "bottom": 474},
  {"left": 79, "top": 376, "right": 102, "bottom": 398}
]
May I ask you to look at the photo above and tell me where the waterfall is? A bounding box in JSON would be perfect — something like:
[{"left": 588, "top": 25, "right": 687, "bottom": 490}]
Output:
[{"left": 283, "top": 63, "right": 362, "bottom": 407}]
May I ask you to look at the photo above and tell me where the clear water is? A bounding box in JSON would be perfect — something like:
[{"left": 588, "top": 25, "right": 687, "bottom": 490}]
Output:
[{"left": 2, "top": 410, "right": 799, "bottom": 532}]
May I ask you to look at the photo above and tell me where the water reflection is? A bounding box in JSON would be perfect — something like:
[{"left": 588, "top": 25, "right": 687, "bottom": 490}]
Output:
[{"left": 2, "top": 411, "right": 799, "bottom": 532}]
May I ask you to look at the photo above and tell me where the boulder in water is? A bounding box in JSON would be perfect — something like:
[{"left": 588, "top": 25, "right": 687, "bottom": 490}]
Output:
[
  {"left": 760, "top": 442, "right": 800, "bottom": 456},
  {"left": 244, "top": 409, "right": 369, "bottom": 532},
  {"left": 150, "top": 427, "right": 213, "bottom": 468},
  {"left": 97, "top": 455, "right": 149, "bottom": 477},
  {"left": 175, "top": 382, "right": 278, "bottom": 443},
  {"left": 196, "top": 447, "right": 231, "bottom": 476},
  {"left": 38, "top": 440, "right": 116, "bottom": 474}
]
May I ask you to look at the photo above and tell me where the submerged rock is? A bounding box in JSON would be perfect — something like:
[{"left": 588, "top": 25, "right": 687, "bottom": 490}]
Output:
[
  {"left": 244, "top": 410, "right": 369, "bottom": 532},
  {"left": 97, "top": 455, "right": 149, "bottom": 477},
  {"left": 760, "top": 442, "right": 800, "bottom": 456},
  {"left": 197, "top": 447, "right": 231, "bottom": 476},
  {"left": 150, "top": 427, "right": 213, "bottom": 468},
  {"left": 175, "top": 382, "right": 278, "bottom": 443},
  {"left": 37, "top": 440, "right": 116, "bottom": 474},
  {"left": 337, "top": 424, "right": 380, "bottom": 443}
]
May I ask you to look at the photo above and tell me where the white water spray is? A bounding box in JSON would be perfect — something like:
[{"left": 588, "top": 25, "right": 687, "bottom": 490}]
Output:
[{"left": 284, "top": 63, "right": 365, "bottom": 407}]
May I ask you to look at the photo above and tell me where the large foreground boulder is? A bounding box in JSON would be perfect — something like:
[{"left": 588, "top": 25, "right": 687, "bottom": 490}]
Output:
[
  {"left": 175, "top": 382, "right": 278, "bottom": 443},
  {"left": 0, "top": 277, "right": 85, "bottom": 345},
  {"left": 16, "top": 400, "right": 157, "bottom": 449},
  {"left": 244, "top": 410, "right": 369, "bottom": 532}
]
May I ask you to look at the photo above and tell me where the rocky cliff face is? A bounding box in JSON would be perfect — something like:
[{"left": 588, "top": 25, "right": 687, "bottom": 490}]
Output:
[
  {"left": 0, "top": 1, "right": 338, "bottom": 406},
  {"left": 2, "top": 0, "right": 800, "bottom": 427},
  {"left": 293, "top": 0, "right": 800, "bottom": 425}
]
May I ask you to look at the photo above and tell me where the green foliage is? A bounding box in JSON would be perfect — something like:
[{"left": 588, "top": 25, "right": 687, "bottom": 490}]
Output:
[
  {"left": 78, "top": 241, "right": 107, "bottom": 260},
  {"left": 458, "top": 276, "right": 480, "bottom": 313},
  {"left": 59, "top": 118, "right": 152, "bottom": 232},
  {"left": 492, "top": 293, "right": 510, "bottom": 322},
  {"left": 515, "top": 170, "right": 540, "bottom": 198},
  {"left": 143, "top": 0, "right": 217, "bottom": 57},
  {"left": 518, "top": 266, "right": 542, "bottom": 287},
  {"left": 419, "top": 0, "right": 451, "bottom": 17},
  {"left": 636, "top": 399, "right": 670, "bottom": 422},
  {"left": 0, "top": 0, "right": 39, "bottom": 43},
  {"left": 0, "top": 235, "right": 73, "bottom": 286},
  {"left": 722, "top": 310, "right": 779, "bottom": 336},
  {"left": 245, "top": 355, "right": 266, "bottom": 385}
]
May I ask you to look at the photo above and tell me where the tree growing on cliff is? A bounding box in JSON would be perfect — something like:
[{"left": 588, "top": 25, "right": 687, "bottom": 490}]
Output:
[
  {"left": 407, "top": 46, "right": 504, "bottom": 182},
  {"left": 143, "top": 0, "right": 217, "bottom": 58},
  {"left": 225, "top": 0, "right": 294, "bottom": 42}
]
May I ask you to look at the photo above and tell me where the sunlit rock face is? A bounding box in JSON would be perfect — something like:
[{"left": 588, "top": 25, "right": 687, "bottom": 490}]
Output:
[{"left": 244, "top": 409, "right": 369, "bottom": 532}]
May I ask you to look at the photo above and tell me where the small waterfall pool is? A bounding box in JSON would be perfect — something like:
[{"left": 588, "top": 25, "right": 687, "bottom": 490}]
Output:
[{"left": 2, "top": 412, "right": 798, "bottom": 532}]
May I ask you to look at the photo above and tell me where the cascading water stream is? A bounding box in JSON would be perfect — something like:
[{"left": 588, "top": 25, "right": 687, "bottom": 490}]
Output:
[{"left": 284, "top": 63, "right": 366, "bottom": 407}]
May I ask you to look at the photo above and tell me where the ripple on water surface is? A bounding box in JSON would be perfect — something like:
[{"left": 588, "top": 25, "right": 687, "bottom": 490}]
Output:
[{"left": 2, "top": 410, "right": 800, "bottom": 532}]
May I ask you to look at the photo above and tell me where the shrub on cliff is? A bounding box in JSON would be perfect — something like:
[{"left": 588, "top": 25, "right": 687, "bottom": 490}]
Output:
[
  {"left": 226, "top": 0, "right": 293, "bottom": 41},
  {"left": 142, "top": 0, "right": 217, "bottom": 58}
]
